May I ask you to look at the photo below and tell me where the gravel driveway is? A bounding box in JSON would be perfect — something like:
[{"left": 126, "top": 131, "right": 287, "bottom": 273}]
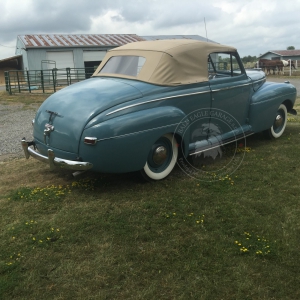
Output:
[{"left": 0, "top": 104, "right": 38, "bottom": 161}]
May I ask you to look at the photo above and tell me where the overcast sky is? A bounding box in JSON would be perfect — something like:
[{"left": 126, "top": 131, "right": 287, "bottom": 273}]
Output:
[{"left": 0, "top": 0, "right": 299, "bottom": 60}]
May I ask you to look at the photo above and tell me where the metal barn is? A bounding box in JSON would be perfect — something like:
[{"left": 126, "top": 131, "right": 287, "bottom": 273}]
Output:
[{"left": 15, "top": 34, "right": 145, "bottom": 72}]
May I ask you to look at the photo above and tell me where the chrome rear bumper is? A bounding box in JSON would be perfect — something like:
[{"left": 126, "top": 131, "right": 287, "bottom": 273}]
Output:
[{"left": 21, "top": 139, "right": 93, "bottom": 171}]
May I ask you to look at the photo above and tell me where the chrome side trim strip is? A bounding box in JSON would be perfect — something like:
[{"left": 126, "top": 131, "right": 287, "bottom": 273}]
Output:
[
  {"left": 253, "top": 78, "right": 265, "bottom": 83},
  {"left": 106, "top": 82, "right": 252, "bottom": 116},
  {"left": 97, "top": 123, "right": 179, "bottom": 142},
  {"left": 211, "top": 82, "right": 251, "bottom": 92},
  {"left": 106, "top": 90, "right": 210, "bottom": 116}
]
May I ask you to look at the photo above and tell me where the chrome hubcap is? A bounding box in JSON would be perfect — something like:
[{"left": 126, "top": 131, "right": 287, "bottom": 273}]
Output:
[
  {"left": 153, "top": 146, "right": 167, "bottom": 165},
  {"left": 275, "top": 114, "right": 283, "bottom": 128}
]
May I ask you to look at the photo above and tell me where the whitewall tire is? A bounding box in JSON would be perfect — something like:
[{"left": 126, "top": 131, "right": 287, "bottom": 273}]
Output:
[
  {"left": 141, "top": 134, "right": 178, "bottom": 181},
  {"left": 264, "top": 104, "right": 287, "bottom": 139}
]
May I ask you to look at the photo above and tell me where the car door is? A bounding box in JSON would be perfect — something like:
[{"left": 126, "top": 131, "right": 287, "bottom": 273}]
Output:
[{"left": 208, "top": 52, "right": 252, "bottom": 142}]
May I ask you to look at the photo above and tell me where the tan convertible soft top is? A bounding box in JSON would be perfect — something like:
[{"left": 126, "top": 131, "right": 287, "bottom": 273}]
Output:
[{"left": 93, "top": 39, "right": 237, "bottom": 86}]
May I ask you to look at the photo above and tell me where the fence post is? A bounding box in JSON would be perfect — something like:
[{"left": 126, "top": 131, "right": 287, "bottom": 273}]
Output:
[
  {"left": 41, "top": 70, "right": 45, "bottom": 93},
  {"left": 52, "top": 68, "right": 56, "bottom": 93},
  {"left": 16, "top": 71, "right": 21, "bottom": 93},
  {"left": 26, "top": 70, "right": 31, "bottom": 93},
  {"left": 4, "top": 68, "right": 89, "bottom": 94},
  {"left": 66, "top": 67, "right": 71, "bottom": 85},
  {"left": 4, "top": 71, "right": 12, "bottom": 95}
]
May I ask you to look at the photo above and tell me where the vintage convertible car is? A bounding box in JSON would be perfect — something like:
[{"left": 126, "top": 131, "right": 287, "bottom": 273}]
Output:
[{"left": 21, "top": 39, "right": 297, "bottom": 180}]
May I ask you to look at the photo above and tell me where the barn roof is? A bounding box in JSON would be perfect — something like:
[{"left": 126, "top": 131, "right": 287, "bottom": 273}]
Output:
[
  {"left": 17, "top": 34, "right": 145, "bottom": 48},
  {"left": 260, "top": 49, "right": 300, "bottom": 58},
  {"left": 0, "top": 55, "right": 22, "bottom": 63}
]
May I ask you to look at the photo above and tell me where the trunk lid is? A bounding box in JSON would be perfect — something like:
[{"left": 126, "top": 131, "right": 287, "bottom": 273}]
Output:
[{"left": 33, "top": 77, "right": 143, "bottom": 153}]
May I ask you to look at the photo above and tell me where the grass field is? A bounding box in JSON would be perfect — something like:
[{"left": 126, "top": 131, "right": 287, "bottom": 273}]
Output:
[{"left": 0, "top": 91, "right": 300, "bottom": 299}]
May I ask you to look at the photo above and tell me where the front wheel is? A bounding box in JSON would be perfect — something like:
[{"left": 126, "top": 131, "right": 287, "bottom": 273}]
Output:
[
  {"left": 264, "top": 104, "right": 287, "bottom": 139},
  {"left": 140, "top": 134, "right": 178, "bottom": 181}
]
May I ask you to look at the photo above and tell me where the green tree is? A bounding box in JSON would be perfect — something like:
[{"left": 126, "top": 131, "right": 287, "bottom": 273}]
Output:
[
  {"left": 241, "top": 55, "right": 257, "bottom": 63},
  {"left": 287, "top": 46, "right": 295, "bottom": 50}
]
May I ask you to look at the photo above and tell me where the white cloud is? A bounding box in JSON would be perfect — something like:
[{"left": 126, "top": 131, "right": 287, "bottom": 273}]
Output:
[{"left": 0, "top": 0, "right": 300, "bottom": 59}]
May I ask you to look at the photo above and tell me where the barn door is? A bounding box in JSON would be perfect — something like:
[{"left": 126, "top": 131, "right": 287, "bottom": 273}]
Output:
[
  {"left": 46, "top": 51, "right": 74, "bottom": 69},
  {"left": 46, "top": 51, "right": 75, "bottom": 80}
]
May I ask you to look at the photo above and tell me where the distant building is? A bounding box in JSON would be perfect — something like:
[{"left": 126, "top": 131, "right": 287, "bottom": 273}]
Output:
[
  {"left": 259, "top": 50, "right": 300, "bottom": 61},
  {"left": 0, "top": 34, "right": 217, "bottom": 85},
  {"left": 15, "top": 34, "right": 145, "bottom": 72},
  {"left": 14, "top": 34, "right": 216, "bottom": 72},
  {"left": 0, "top": 55, "right": 22, "bottom": 85}
]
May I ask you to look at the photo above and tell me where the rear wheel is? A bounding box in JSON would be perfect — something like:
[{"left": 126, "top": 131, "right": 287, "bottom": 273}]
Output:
[
  {"left": 140, "top": 134, "right": 178, "bottom": 181},
  {"left": 264, "top": 104, "right": 287, "bottom": 139}
]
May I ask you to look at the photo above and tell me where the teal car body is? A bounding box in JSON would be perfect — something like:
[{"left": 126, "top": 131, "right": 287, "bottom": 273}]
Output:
[{"left": 22, "top": 39, "right": 297, "bottom": 180}]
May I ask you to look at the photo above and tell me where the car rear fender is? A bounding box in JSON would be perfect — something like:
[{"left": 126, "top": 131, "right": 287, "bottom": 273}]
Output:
[{"left": 79, "top": 106, "right": 189, "bottom": 173}]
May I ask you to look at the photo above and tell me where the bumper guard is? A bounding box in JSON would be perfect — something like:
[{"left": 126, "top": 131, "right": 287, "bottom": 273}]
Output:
[{"left": 21, "top": 139, "right": 93, "bottom": 171}]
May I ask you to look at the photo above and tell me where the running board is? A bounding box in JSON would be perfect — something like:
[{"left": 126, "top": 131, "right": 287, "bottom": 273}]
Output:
[{"left": 188, "top": 131, "right": 254, "bottom": 156}]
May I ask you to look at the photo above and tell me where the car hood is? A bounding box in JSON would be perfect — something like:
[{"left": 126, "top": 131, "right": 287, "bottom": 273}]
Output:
[
  {"left": 34, "top": 77, "right": 143, "bottom": 153},
  {"left": 245, "top": 69, "right": 266, "bottom": 91}
]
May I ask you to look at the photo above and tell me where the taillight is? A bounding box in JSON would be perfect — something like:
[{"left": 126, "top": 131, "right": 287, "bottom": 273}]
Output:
[{"left": 84, "top": 137, "right": 98, "bottom": 145}]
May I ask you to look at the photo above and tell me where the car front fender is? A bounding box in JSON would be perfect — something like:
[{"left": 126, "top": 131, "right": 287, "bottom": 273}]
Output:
[{"left": 249, "top": 81, "right": 297, "bottom": 132}]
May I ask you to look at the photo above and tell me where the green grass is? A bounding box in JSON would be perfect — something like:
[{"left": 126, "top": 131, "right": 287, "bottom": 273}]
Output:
[
  {"left": 0, "top": 95, "right": 300, "bottom": 299},
  {"left": 0, "top": 90, "right": 48, "bottom": 107}
]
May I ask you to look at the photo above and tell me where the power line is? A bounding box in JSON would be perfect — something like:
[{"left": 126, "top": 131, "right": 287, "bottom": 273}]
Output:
[{"left": 0, "top": 43, "right": 15, "bottom": 48}]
